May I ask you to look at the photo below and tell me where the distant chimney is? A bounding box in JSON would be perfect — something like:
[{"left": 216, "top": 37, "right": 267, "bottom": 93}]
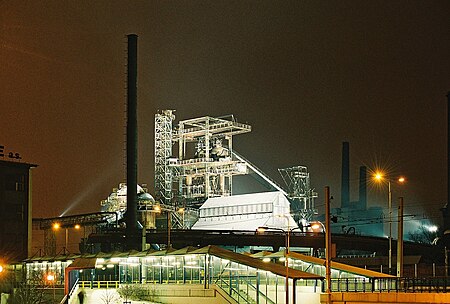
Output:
[
  {"left": 125, "top": 34, "right": 138, "bottom": 250},
  {"left": 444, "top": 92, "right": 450, "bottom": 233},
  {"left": 341, "top": 142, "right": 350, "bottom": 209},
  {"left": 359, "top": 166, "right": 367, "bottom": 210}
]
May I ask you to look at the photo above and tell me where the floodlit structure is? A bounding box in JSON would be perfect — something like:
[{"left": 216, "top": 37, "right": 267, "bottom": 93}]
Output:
[
  {"left": 154, "top": 110, "right": 176, "bottom": 205},
  {"left": 152, "top": 110, "right": 319, "bottom": 231},
  {"left": 192, "top": 191, "right": 297, "bottom": 231},
  {"left": 155, "top": 112, "right": 251, "bottom": 207},
  {"left": 279, "top": 166, "right": 318, "bottom": 222},
  {"left": 100, "top": 183, "right": 155, "bottom": 228}
]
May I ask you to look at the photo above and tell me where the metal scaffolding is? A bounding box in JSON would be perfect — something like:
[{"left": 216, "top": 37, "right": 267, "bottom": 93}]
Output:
[
  {"left": 154, "top": 110, "right": 175, "bottom": 204},
  {"left": 278, "top": 166, "right": 318, "bottom": 221},
  {"left": 171, "top": 115, "right": 251, "bottom": 206}
]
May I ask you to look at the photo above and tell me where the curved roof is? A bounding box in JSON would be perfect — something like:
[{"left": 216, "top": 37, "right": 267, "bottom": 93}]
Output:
[
  {"left": 256, "top": 250, "right": 394, "bottom": 278},
  {"left": 188, "top": 245, "right": 323, "bottom": 280}
]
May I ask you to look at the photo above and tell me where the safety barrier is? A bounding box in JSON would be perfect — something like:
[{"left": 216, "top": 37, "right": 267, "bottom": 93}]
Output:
[{"left": 331, "top": 277, "right": 450, "bottom": 293}]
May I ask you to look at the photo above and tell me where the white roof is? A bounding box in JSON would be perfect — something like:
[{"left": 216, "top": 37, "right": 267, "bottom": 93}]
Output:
[
  {"left": 193, "top": 191, "right": 298, "bottom": 231},
  {"left": 200, "top": 191, "right": 286, "bottom": 209}
]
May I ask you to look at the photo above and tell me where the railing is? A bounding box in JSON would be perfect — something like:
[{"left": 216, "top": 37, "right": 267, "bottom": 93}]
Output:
[
  {"left": 61, "top": 278, "right": 79, "bottom": 304},
  {"left": 331, "top": 277, "right": 450, "bottom": 293},
  {"left": 215, "top": 274, "right": 276, "bottom": 304},
  {"left": 216, "top": 278, "right": 255, "bottom": 304},
  {"left": 78, "top": 280, "right": 120, "bottom": 289}
]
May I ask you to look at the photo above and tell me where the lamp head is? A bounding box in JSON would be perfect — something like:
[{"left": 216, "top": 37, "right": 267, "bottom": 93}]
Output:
[
  {"left": 256, "top": 227, "right": 268, "bottom": 234},
  {"left": 153, "top": 205, "right": 161, "bottom": 213}
]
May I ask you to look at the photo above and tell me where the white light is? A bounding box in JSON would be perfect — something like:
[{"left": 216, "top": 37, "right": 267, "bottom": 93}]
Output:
[
  {"left": 96, "top": 258, "right": 105, "bottom": 263},
  {"left": 107, "top": 264, "right": 114, "bottom": 269},
  {"left": 262, "top": 258, "right": 271, "bottom": 263},
  {"left": 427, "top": 225, "right": 438, "bottom": 233}
]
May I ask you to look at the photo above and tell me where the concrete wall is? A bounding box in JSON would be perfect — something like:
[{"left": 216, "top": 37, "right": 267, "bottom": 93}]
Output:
[
  {"left": 321, "top": 292, "right": 450, "bottom": 304},
  {"left": 147, "top": 284, "right": 235, "bottom": 304}
]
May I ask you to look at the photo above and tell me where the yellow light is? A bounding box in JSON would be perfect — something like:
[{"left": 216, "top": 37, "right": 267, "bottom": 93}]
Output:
[
  {"left": 311, "top": 223, "right": 321, "bottom": 231},
  {"left": 52, "top": 223, "right": 60, "bottom": 230},
  {"left": 153, "top": 205, "right": 161, "bottom": 213},
  {"left": 46, "top": 274, "right": 55, "bottom": 282},
  {"left": 0, "top": 265, "right": 3, "bottom": 273},
  {"left": 398, "top": 177, "right": 406, "bottom": 183},
  {"left": 178, "top": 207, "right": 185, "bottom": 214},
  {"left": 256, "top": 227, "right": 267, "bottom": 234},
  {"left": 74, "top": 224, "right": 81, "bottom": 230},
  {"left": 374, "top": 172, "right": 384, "bottom": 181}
]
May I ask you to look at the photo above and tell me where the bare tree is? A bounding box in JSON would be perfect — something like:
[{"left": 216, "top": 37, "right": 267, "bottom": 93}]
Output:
[
  {"left": 6, "top": 273, "right": 51, "bottom": 304},
  {"left": 99, "top": 289, "right": 121, "bottom": 304}
]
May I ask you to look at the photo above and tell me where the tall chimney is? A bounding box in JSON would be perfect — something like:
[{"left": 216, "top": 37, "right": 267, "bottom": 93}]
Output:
[
  {"left": 359, "top": 166, "right": 367, "bottom": 210},
  {"left": 448, "top": 91, "right": 450, "bottom": 210},
  {"left": 341, "top": 142, "right": 350, "bottom": 209},
  {"left": 445, "top": 92, "right": 450, "bottom": 233},
  {"left": 125, "top": 34, "right": 138, "bottom": 249}
]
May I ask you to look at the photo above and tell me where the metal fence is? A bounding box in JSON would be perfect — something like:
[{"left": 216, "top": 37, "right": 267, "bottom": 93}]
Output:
[{"left": 331, "top": 277, "right": 450, "bottom": 293}]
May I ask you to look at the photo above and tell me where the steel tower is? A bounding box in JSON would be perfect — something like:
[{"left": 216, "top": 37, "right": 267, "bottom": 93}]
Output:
[{"left": 154, "top": 110, "right": 175, "bottom": 205}]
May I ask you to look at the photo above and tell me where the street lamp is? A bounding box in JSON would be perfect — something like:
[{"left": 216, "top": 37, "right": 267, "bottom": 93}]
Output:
[
  {"left": 257, "top": 219, "right": 300, "bottom": 304},
  {"left": 46, "top": 273, "right": 56, "bottom": 302},
  {"left": 153, "top": 204, "right": 185, "bottom": 249},
  {"left": 53, "top": 222, "right": 70, "bottom": 254},
  {"left": 373, "top": 171, "right": 406, "bottom": 275}
]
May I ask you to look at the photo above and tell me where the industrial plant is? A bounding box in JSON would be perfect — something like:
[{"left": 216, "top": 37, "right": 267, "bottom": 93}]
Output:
[{"left": 1, "top": 34, "right": 449, "bottom": 304}]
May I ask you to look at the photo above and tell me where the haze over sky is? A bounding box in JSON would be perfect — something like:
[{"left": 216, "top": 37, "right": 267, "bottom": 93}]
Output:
[{"left": 1, "top": 1, "right": 449, "bottom": 227}]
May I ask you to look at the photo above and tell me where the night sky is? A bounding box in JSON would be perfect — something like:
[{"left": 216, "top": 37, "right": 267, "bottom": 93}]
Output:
[{"left": 1, "top": 1, "right": 449, "bottom": 228}]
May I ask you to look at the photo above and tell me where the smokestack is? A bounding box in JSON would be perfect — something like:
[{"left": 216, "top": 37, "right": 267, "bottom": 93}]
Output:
[
  {"left": 125, "top": 34, "right": 138, "bottom": 249},
  {"left": 359, "top": 166, "right": 367, "bottom": 210},
  {"left": 448, "top": 91, "right": 450, "bottom": 209},
  {"left": 341, "top": 142, "right": 350, "bottom": 209},
  {"left": 445, "top": 92, "right": 450, "bottom": 233}
]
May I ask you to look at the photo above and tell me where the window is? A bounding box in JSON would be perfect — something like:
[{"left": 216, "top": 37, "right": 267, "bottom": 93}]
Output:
[{"left": 6, "top": 174, "right": 25, "bottom": 191}]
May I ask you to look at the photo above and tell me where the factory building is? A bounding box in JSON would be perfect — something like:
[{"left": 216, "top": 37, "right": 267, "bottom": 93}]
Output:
[
  {"left": 192, "top": 191, "right": 297, "bottom": 231},
  {"left": 0, "top": 157, "right": 37, "bottom": 262}
]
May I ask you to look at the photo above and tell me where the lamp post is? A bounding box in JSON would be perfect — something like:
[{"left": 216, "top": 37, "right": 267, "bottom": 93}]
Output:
[
  {"left": 52, "top": 223, "right": 81, "bottom": 254},
  {"left": 46, "top": 273, "right": 56, "bottom": 302},
  {"left": 325, "top": 186, "right": 331, "bottom": 303},
  {"left": 257, "top": 215, "right": 298, "bottom": 304},
  {"left": 397, "top": 197, "right": 404, "bottom": 277},
  {"left": 153, "top": 204, "right": 184, "bottom": 249},
  {"left": 373, "top": 172, "right": 405, "bottom": 275}
]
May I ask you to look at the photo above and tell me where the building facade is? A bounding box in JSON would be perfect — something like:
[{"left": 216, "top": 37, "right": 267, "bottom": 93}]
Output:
[{"left": 0, "top": 159, "right": 37, "bottom": 262}]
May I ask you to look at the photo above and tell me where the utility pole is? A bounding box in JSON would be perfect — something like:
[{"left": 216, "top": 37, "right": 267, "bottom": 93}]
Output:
[
  {"left": 397, "top": 197, "right": 404, "bottom": 277},
  {"left": 325, "top": 186, "right": 332, "bottom": 303}
]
